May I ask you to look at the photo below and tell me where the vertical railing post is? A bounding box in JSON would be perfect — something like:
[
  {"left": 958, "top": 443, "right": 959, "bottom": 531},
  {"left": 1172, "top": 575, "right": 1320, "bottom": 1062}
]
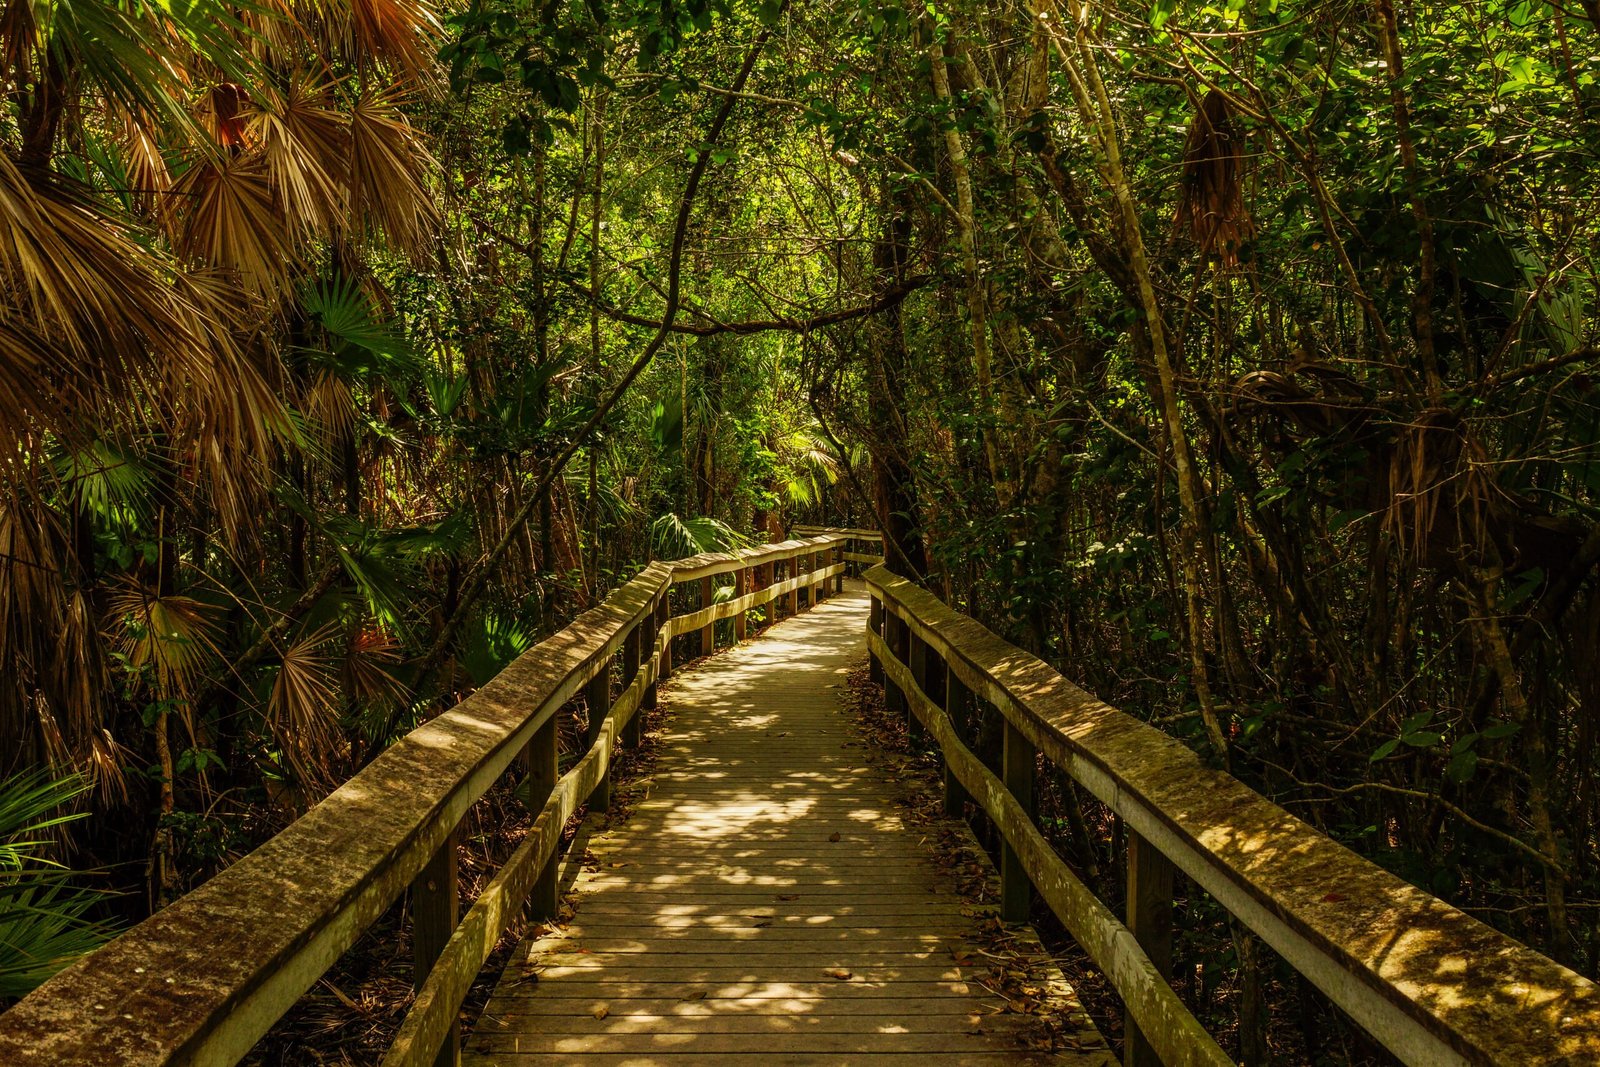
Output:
[
  {"left": 698, "top": 575, "right": 714, "bottom": 655},
  {"left": 641, "top": 606, "right": 659, "bottom": 714},
  {"left": 623, "top": 622, "right": 643, "bottom": 748},
  {"left": 522, "top": 713, "right": 559, "bottom": 918},
  {"left": 835, "top": 542, "right": 844, "bottom": 593},
  {"left": 884, "top": 611, "right": 907, "bottom": 717},
  {"left": 813, "top": 547, "right": 826, "bottom": 603},
  {"left": 868, "top": 592, "right": 883, "bottom": 687},
  {"left": 943, "top": 668, "right": 972, "bottom": 818},
  {"left": 657, "top": 590, "right": 673, "bottom": 685},
  {"left": 1001, "top": 718, "right": 1036, "bottom": 923},
  {"left": 586, "top": 659, "right": 612, "bottom": 812},
  {"left": 907, "top": 630, "right": 929, "bottom": 745},
  {"left": 1125, "top": 830, "right": 1176, "bottom": 1067},
  {"left": 734, "top": 565, "right": 748, "bottom": 642},
  {"left": 412, "top": 828, "right": 460, "bottom": 1067}
]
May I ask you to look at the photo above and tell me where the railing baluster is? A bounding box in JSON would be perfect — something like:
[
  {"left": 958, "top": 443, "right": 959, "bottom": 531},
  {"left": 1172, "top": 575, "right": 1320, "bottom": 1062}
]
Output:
[
  {"left": 734, "top": 565, "right": 748, "bottom": 642},
  {"left": 933, "top": 657, "right": 969, "bottom": 820},
  {"left": 907, "top": 630, "right": 929, "bottom": 745},
  {"left": 868, "top": 593, "right": 883, "bottom": 686},
  {"left": 643, "top": 602, "right": 661, "bottom": 714},
  {"left": 698, "top": 575, "right": 714, "bottom": 655},
  {"left": 884, "top": 611, "right": 908, "bottom": 717},
  {"left": 586, "top": 662, "right": 612, "bottom": 812},
  {"left": 658, "top": 590, "right": 674, "bottom": 684},
  {"left": 1001, "top": 718, "right": 1036, "bottom": 923},
  {"left": 623, "top": 623, "right": 643, "bottom": 748},
  {"left": 411, "top": 828, "right": 460, "bottom": 1067},
  {"left": 522, "top": 715, "right": 559, "bottom": 918},
  {"left": 1125, "top": 829, "right": 1176, "bottom": 1067}
]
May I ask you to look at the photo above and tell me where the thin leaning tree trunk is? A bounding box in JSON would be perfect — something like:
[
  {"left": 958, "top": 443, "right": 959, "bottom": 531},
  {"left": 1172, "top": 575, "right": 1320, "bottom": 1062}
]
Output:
[{"left": 1036, "top": 0, "right": 1229, "bottom": 760}]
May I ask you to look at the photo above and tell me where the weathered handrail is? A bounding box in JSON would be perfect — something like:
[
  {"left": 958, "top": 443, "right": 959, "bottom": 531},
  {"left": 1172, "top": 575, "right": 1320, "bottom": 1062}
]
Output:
[
  {"left": 866, "top": 563, "right": 1600, "bottom": 1066},
  {"left": 792, "top": 524, "right": 883, "bottom": 568},
  {"left": 0, "top": 535, "right": 851, "bottom": 1067}
]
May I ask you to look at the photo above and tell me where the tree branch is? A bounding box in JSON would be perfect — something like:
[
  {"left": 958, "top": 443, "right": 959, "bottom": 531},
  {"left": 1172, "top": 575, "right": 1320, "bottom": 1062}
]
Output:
[{"left": 387, "top": 9, "right": 792, "bottom": 741}]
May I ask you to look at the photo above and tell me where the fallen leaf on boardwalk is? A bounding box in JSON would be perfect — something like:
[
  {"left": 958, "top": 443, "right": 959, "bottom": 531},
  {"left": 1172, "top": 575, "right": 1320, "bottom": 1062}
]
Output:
[
  {"left": 826, "top": 969, "right": 853, "bottom": 980},
  {"left": 592, "top": 1006, "right": 609, "bottom": 1020},
  {"left": 681, "top": 990, "right": 708, "bottom": 1001},
  {"left": 828, "top": 832, "right": 841, "bottom": 842},
  {"left": 752, "top": 920, "right": 773, "bottom": 928},
  {"left": 776, "top": 893, "right": 799, "bottom": 901}
]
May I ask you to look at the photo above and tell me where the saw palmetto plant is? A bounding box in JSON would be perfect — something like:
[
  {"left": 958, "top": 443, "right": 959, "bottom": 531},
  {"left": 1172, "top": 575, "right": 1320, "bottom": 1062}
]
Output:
[{"left": 0, "top": 0, "right": 444, "bottom": 903}]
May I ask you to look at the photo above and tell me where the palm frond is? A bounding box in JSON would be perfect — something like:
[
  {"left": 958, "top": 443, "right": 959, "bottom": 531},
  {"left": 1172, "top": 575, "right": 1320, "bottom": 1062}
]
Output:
[
  {"left": 348, "top": 86, "right": 438, "bottom": 255},
  {"left": 457, "top": 610, "right": 531, "bottom": 687},
  {"left": 250, "top": 76, "right": 350, "bottom": 239},
  {"left": 266, "top": 622, "right": 343, "bottom": 787},
  {"left": 170, "top": 151, "right": 299, "bottom": 299},
  {"left": 650, "top": 512, "right": 750, "bottom": 560},
  {"left": 105, "top": 579, "right": 219, "bottom": 699}
]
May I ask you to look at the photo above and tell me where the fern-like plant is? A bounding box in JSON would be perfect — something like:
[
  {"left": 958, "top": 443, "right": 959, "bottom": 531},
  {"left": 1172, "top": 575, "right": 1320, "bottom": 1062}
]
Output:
[{"left": 0, "top": 772, "right": 114, "bottom": 1004}]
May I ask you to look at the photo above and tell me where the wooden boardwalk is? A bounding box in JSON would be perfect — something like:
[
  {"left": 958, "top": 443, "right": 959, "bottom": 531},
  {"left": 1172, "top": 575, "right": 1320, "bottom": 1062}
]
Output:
[{"left": 465, "top": 584, "right": 1111, "bottom": 1066}]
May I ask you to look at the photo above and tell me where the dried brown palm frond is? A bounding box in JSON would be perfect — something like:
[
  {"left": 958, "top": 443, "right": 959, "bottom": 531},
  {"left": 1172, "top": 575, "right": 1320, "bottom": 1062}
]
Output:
[
  {"left": 0, "top": 492, "right": 67, "bottom": 726},
  {"left": 250, "top": 76, "right": 351, "bottom": 240},
  {"left": 343, "top": 624, "right": 406, "bottom": 714},
  {"left": 0, "top": 313, "right": 73, "bottom": 445},
  {"left": 1174, "top": 89, "right": 1253, "bottom": 268},
  {"left": 304, "top": 369, "right": 358, "bottom": 450},
  {"left": 121, "top": 113, "right": 174, "bottom": 213},
  {"left": 348, "top": 86, "right": 438, "bottom": 255},
  {"left": 169, "top": 150, "right": 301, "bottom": 299},
  {"left": 105, "top": 577, "right": 220, "bottom": 699},
  {"left": 325, "top": 0, "right": 441, "bottom": 79},
  {"left": 34, "top": 590, "right": 128, "bottom": 805},
  {"left": 0, "top": 155, "right": 217, "bottom": 389},
  {"left": 145, "top": 269, "right": 291, "bottom": 548},
  {"left": 267, "top": 621, "right": 345, "bottom": 788}
]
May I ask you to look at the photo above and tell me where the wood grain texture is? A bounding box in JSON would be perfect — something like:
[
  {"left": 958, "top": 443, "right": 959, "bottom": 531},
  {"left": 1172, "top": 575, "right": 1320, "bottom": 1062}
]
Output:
[
  {"left": 868, "top": 565, "right": 1600, "bottom": 1066},
  {"left": 466, "top": 586, "right": 1110, "bottom": 1066}
]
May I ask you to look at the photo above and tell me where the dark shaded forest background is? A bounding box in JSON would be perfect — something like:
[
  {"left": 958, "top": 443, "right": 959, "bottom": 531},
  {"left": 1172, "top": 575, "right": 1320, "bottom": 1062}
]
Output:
[{"left": 2, "top": 0, "right": 1598, "bottom": 1059}]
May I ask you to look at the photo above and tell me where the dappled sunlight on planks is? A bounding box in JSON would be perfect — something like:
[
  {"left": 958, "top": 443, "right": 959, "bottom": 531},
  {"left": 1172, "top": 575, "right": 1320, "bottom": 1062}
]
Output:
[{"left": 465, "top": 586, "right": 1110, "bottom": 1065}]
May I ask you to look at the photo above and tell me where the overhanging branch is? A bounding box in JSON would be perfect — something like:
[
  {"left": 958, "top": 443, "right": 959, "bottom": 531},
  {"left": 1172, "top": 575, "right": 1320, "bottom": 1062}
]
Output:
[{"left": 564, "top": 274, "right": 932, "bottom": 336}]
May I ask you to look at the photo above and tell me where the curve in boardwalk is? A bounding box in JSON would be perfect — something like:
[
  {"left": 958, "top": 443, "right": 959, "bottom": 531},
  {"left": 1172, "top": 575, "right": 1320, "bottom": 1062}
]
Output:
[{"left": 466, "top": 584, "right": 1111, "bottom": 1066}]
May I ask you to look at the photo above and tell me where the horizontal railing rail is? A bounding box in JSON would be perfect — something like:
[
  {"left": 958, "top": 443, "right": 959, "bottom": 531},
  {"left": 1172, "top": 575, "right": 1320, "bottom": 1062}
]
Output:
[
  {"left": 0, "top": 534, "right": 857, "bottom": 1067},
  {"left": 792, "top": 524, "right": 883, "bottom": 568},
  {"left": 866, "top": 563, "right": 1600, "bottom": 1066}
]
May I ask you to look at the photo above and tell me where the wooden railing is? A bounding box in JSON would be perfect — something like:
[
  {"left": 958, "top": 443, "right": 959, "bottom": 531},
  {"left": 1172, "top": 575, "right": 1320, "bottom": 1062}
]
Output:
[
  {"left": 866, "top": 563, "right": 1600, "bottom": 1066},
  {"left": 792, "top": 524, "right": 882, "bottom": 571},
  {"left": 0, "top": 535, "right": 851, "bottom": 1067}
]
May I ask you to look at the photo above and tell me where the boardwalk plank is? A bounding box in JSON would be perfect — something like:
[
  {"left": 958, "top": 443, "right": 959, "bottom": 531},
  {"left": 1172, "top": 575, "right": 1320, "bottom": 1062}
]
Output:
[{"left": 465, "top": 587, "right": 1110, "bottom": 1066}]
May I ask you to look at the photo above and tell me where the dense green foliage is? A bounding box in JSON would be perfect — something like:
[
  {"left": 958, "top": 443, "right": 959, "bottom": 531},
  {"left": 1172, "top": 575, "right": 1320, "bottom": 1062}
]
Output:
[{"left": 3, "top": 0, "right": 1600, "bottom": 1058}]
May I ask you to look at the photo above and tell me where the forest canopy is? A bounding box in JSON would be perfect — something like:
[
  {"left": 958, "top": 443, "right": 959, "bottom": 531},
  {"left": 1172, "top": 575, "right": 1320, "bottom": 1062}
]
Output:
[{"left": 2, "top": 0, "right": 1600, "bottom": 1057}]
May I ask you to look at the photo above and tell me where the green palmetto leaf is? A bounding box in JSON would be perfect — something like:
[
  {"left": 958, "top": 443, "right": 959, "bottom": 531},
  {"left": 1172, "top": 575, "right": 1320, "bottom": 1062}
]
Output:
[
  {"left": 650, "top": 512, "right": 750, "bottom": 560},
  {"left": 0, "top": 771, "right": 89, "bottom": 873},
  {"left": 299, "top": 275, "right": 420, "bottom": 379},
  {"left": 457, "top": 610, "right": 532, "bottom": 687},
  {"left": 0, "top": 881, "right": 113, "bottom": 1002},
  {"left": 0, "top": 771, "right": 112, "bottom": 1002},
  {"left": 50, "top": 439, "right": 152, "bottom": 523}
]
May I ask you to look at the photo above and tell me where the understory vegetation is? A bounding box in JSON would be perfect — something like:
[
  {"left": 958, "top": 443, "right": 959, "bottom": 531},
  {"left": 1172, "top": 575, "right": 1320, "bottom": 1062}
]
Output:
[{"left": 2, "top": 0, "right": 1599, "bottom": 1060}]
